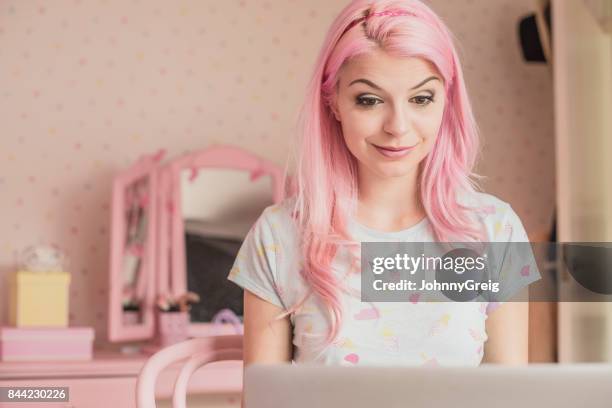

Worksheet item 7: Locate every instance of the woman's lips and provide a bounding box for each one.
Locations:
[373,144,416,158]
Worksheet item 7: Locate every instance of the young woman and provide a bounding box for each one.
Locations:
[228,0,540,369]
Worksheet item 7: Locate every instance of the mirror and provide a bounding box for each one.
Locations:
[108,151,162,342]
[165,145,284,337]
[182,168,274,323]
[121,176,149,321]
[108,145,283,342]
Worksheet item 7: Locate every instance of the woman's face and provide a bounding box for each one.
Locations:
[330,49,446,180]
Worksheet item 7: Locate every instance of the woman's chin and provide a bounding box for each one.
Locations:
[371,162,419,179]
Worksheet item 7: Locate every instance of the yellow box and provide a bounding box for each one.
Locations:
[8,271,71,327]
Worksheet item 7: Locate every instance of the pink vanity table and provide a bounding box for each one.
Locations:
[0,146,282,406]
[0,350,242,407]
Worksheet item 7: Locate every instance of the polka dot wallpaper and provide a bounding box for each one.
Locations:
[0,0,554,353]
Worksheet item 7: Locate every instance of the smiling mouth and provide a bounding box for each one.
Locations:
[372,143,417,159]
[372,144,416,151]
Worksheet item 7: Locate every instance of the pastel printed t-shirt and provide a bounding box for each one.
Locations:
[227,192,541,367]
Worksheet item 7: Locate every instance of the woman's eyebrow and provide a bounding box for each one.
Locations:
[348,76,440,90]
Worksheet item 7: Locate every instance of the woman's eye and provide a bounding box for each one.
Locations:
[355,95,435,108]
[355,96,381,107]
[412,95,434,106]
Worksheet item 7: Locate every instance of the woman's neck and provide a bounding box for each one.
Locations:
[356,167,426,232]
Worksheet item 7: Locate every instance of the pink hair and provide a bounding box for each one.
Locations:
[279,0,488,352]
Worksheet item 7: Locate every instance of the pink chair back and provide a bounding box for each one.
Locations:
[136,334,243,408]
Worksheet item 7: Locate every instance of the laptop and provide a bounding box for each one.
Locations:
[244,363,612,408]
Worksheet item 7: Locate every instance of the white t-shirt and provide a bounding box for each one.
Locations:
[227,192,540,366]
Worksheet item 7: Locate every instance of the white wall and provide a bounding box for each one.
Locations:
[553,0,612,362]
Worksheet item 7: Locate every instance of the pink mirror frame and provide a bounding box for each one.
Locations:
[158,145,286,337]
[108,150,165,342]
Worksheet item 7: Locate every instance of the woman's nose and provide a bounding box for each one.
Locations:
[382,102,412,138]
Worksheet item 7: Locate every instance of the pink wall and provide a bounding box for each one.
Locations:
[0,0,555,347]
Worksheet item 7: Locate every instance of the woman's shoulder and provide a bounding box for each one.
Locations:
[459,190,511,213]
[259,195,297,221]
[462,191,530,241]
[254,195,300,238]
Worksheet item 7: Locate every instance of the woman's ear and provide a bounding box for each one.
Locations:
[329,97,341,122]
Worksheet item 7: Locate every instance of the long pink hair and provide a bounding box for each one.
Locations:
[280,0,488,349]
